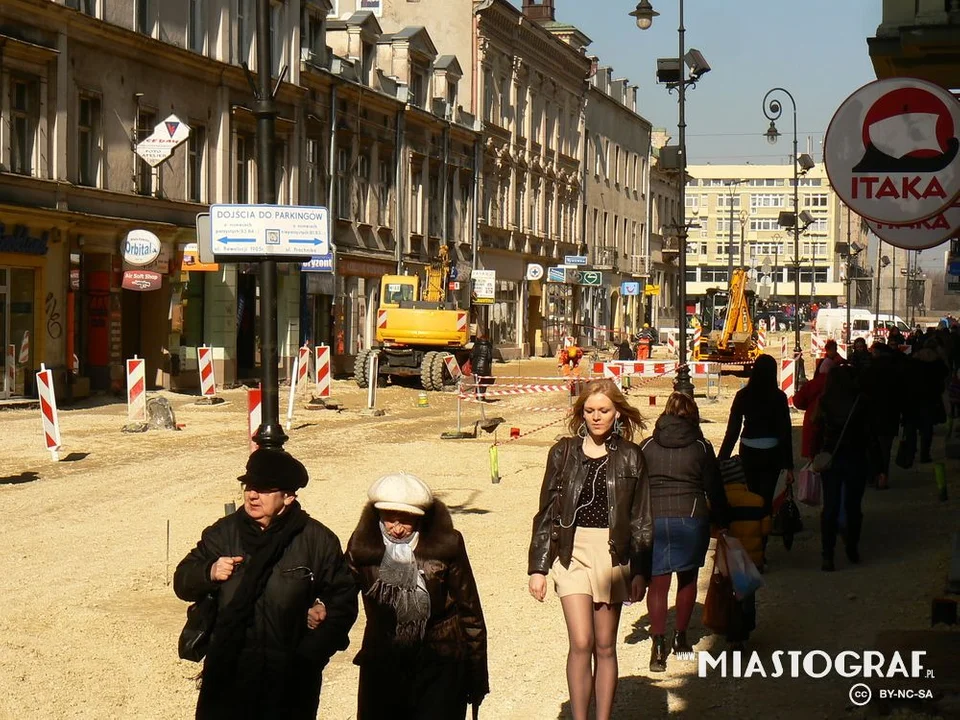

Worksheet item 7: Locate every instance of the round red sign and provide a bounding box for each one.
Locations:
[824,78,960,224]
[866,198,960,250]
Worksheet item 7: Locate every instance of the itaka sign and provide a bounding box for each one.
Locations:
[824,78,960,225]
[866,198,960,250]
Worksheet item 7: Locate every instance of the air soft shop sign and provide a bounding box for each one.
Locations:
[121,269,163,292]
[824,78,960,246]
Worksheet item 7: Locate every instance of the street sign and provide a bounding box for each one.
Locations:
[621,281,641,296]
[210,205,329,258]
[471,269,496,304]
[866,198,960,250]
[301,253,334,272]
[643,283,661,296]
[136,114,191,167]
[571,270,602,286]
[547,266,566,283]
[824,78,960,224]
[564,255,587,265]
[196,213,215,263]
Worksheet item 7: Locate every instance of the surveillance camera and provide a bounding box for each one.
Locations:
[684,49,710,79]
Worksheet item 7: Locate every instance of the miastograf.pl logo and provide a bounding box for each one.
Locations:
[697,650,934,680]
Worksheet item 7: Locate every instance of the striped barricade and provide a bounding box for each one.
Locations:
[780,355,797,407]
[315,345,331,398]
[248,386,261,453]
[36,363,62,461]
[126,356,147,422]
[197,346,217,397]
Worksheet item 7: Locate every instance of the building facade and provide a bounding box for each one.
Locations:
[684,164,869,307]
[647,129,682,330]
[0,0,477,399]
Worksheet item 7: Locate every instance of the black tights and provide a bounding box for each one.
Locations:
[646,569,699,636]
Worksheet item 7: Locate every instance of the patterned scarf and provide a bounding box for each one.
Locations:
[371,522,430,646]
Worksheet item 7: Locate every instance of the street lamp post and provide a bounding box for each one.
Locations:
[739,208,748,268]
[763,87,812,384]
[633,0,710,396]
[772,232,781,298]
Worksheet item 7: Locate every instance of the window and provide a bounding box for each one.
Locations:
[750,217,781,232]
[545,103,555,149]
[306,138,324,205]
[274,140,287,203]
[10,77,38,176]
[270,2,284,74]
[378,159,391,225]
[301,12,325,63]
[531,95,540,144]
[234,133,251,202]
[410,170,423,233]
[792,177,822,187]
[716,218,743,234]
[491,280,518,344]
[236,0,252,64]
[500,77,510,128]
[557,113,566,155]
[336,148,350,219]
[410,70,425,108]
[804,193,828,208]
[446,81,457,108]
[687,178,699,187]
[684,195,699,209]
[516,88,527,136]
[483,68,494,122]
[750,193,786,209]
[593,136,603,178]
[530,186,539,235]
[137,0,155,35]
[188,0,205,53]
[614,146,620,185]
[78,94,102,187]
[717,194,741,209]
[592,208,599,243]
[545,192,553,237]
[66,0,96,15]
[515,178,525,229]
[569,113,578,156]
[357,153,370,223]
[428,174,441,236]
[748,178,783,187]
[137,109,157,195]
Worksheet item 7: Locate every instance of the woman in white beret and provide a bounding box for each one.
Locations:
[346,472,488,719]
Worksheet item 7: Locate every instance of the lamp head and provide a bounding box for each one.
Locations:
[880,255,890,268]
[798,210,816,227]
[684,49,710,79]
[630,0,659,30]
[777,211,796,228]
[765,120,780,145]
[797,153,815,173]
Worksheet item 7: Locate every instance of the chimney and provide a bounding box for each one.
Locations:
[522,0,556,22]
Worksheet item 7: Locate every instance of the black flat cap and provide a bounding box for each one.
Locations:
[238,448,309,492]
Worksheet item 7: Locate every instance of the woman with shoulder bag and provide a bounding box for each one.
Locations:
[528,379,652,720]
[815,364,870,571]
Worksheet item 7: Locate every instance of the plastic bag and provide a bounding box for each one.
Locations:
[720,534,765,600]
[796,464,822,506]
[771,469,791,515]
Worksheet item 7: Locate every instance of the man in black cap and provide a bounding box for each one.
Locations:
[174,448,358,719]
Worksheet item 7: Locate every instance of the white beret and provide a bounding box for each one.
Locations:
[368,471,434,516]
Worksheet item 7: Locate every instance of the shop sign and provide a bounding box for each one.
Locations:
[123,229,162,266]
[0,222,49,255]
[301,253,334,272]
[180,242,220,272]
[570,270,603,287]
[471,269,496,305]
[136,114,191,167]
[824,78,960,224]
[121,269,162,292]
[866,198,960,250]
[525,263,544,281]
[621,281,641,296]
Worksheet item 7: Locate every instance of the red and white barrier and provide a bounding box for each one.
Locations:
[248,386,261,453]
[780,334,788,360]
[688,327,702,362]
[126,356,146,422]
[36,363,61,461]
[297,345,311,389]
[780,356,796,407]
[314,345,331,397]
[197,346,217,397]
[810,334,825,358]
[442,353,462,381]
[667,333,677,358]
[593,360,721,379]
[757,327,767,353]
[5,344,14,395]
[18,330,30,365]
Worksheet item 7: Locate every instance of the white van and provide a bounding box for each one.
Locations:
[814,308,910,338]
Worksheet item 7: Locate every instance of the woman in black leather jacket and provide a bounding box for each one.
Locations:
[527,379,652,720]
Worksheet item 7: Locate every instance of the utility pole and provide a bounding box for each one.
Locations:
[251,0,287,450]
[845,206,851,346]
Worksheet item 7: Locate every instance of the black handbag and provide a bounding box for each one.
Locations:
[772,492,803,550]
[178,593,218,662]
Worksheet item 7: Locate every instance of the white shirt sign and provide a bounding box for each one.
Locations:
[824,78,960,224]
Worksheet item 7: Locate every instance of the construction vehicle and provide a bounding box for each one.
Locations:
[693,268,760,369]
[353,246,471,391]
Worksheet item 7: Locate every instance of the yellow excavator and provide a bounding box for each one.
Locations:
[692,268,760,369]
[354,246,471,391]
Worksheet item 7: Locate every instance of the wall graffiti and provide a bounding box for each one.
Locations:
[45,292,63,339]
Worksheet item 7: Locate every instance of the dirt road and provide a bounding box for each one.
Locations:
[1,355,956,719]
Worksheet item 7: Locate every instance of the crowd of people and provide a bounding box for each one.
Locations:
[171,322,958,720]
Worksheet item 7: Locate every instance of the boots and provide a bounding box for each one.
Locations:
[649,635,668,673]
[672,630,693,654]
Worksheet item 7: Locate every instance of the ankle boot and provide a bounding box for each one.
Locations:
[649,635,668,673]
[672,630,693,654]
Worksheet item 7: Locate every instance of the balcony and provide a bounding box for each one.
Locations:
[868,0,960,87]
[591,245,618,270]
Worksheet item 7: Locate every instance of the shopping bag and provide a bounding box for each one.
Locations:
[721,535,765,600]
[702,540,736,634]
[771,469,790,515]
[772,497,802,550]
[796,464,822,506]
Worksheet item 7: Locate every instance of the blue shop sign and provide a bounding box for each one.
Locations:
[621,281,641,296]
[301,253,334,272]
[0,223,49,255]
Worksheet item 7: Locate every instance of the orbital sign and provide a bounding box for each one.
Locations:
[866,198,960,250]
[824,78,960,225]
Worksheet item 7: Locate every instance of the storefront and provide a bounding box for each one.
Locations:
[478,250,524,359]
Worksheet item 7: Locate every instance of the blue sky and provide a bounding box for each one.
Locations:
[511,0,882,166]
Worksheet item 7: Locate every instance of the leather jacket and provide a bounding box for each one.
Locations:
[528,435,653,578]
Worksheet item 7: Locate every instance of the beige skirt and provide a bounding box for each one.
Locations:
[551,527,631,604]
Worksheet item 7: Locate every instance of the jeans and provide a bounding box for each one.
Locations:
[820,449,868,558]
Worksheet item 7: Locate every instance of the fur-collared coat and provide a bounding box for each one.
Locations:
[346,500,489,707]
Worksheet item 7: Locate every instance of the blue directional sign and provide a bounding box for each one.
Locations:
[565,255,587,265]
[547,266,567,283]
[210,204,329,258]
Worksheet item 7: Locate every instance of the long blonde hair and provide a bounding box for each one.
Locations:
[568,379,646,442]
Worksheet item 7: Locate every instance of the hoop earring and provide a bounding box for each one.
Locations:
[577,423,588,438]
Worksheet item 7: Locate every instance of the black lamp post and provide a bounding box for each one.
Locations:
[762,87,813,384]
[633,0,710,396]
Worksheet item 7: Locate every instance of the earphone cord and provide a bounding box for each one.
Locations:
[558,457,608,529]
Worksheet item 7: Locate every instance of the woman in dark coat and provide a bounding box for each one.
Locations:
[470,328,495,399]
[174,449,359,720]
[528,379,652,720]
[640,392,727,672]
[347,472,488,720]
[718,354,794,566]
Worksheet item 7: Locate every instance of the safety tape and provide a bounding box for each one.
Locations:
[469,375,584,382]
[493,411,573,447]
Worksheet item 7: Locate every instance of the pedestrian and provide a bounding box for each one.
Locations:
[528,379,652,720]
[816,364,871,570]
[174,448,359,720]
[616,332,634,361]
[346,471,488,719]
[718,354,794,569]
[720,466,771,650]
[864,342,903,489]
[793,357,834,463]
[902,340,950,464]
[640,392,727,672]
[470,328,494,400]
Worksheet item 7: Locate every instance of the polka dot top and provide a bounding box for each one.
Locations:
[574,454,610,528]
